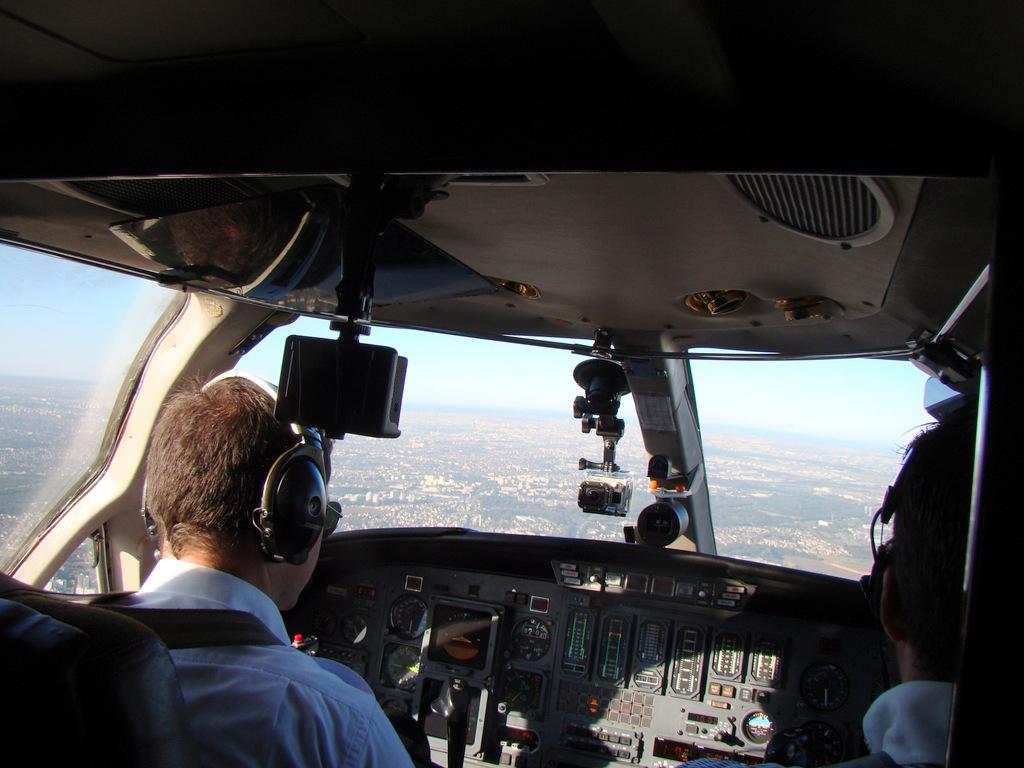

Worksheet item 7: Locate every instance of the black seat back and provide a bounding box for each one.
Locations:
[0,573,201,768]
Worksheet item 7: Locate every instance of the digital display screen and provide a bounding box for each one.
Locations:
[688,712,719,726]
[653,738,695,761]
[427,603,494,671]
[653,740,758,765]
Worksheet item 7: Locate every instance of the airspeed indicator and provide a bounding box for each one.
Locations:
[799,662,850,711]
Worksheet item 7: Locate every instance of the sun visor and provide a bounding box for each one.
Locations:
[110,185,496,314]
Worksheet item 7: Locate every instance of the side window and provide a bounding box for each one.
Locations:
[0,243,181,572]
[47,533,104,594]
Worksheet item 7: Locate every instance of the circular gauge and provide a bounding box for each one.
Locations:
[389,595,428,640]
[511,618,552,661]
[743,711,776,744]
[340,614,368,645]
[765,721,845,767]
[799,662,850,712]
[383,644,421,691]
[501,668,544,713]
[311,608,336,636]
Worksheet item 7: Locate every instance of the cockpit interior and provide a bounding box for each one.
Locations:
[1,3,1019,766]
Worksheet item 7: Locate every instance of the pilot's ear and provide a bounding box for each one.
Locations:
[879,567,907,643]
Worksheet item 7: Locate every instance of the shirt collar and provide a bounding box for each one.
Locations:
[862,680,954,766]
[139,558,289,643]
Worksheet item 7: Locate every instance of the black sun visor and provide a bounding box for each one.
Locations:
[110,185,495,317]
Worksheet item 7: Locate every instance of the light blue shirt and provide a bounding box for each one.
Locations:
[124,559,414,768]
[861,680,953,766]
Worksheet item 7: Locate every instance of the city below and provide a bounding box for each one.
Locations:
[1,376,908,588]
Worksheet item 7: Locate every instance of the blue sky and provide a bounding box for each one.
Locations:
[2,242,933,449]
[241,316,933,450]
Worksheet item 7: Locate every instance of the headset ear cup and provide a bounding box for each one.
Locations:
[864,540,893,619]
[274,458,327,564]
[253,445,328,565]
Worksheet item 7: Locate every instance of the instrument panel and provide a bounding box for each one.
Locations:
[286,530,882,767]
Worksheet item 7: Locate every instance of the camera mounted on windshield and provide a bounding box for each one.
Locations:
[572,339,634,516]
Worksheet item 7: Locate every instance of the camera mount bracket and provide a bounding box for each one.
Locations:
[573,357,630,472]
[572,336,636,516]
[332,174,448,342]
[572,331,630,466]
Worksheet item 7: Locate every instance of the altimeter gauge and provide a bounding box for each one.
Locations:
[511,617,552,661]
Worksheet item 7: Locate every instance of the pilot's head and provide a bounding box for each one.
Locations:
[879,406,976,682]
[145,371,335,603]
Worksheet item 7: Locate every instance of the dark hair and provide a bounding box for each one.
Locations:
[888,407,977,681]
[145,377,296,559]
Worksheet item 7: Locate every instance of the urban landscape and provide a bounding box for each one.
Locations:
[1,376,906,589]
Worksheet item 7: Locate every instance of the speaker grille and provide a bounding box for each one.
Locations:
[68,178,257,217]
[728,174,881,239]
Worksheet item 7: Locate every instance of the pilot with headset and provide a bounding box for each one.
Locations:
[688,405,976,768]
[123,371,415,768]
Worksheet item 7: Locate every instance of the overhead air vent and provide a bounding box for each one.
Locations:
[684,290,749,316]
[65,178,260,217]
[727,174,895,246]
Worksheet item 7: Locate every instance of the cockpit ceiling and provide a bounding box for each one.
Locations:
[0,172,993,359]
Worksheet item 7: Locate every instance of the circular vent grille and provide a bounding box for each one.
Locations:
[728,174,891,242]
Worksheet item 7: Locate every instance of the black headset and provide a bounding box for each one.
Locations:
[860,478,903,691]
[861,483,899,621]
[207,371,333,566]
[251,423,331,565]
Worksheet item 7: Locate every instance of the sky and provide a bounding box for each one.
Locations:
[239,316,934,450]
[1,242,934,449]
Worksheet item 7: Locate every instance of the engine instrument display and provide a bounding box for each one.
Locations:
[670,625,706,697]
[596,613,631,684]
[427,603,496,671]
[751,638,783,685]
[711,631,744,680]
[633,619,669,691]
[561,608,593,676]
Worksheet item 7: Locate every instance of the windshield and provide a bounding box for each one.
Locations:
[241,318,930,579]
[0,243,182,569]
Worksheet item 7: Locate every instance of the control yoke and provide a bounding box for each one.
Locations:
[430,677,469,768]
